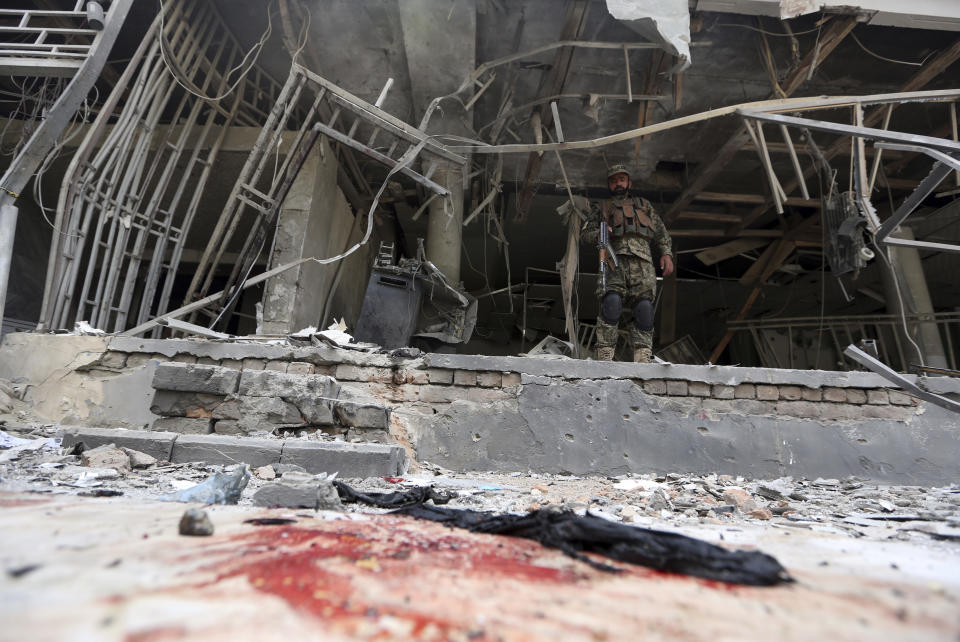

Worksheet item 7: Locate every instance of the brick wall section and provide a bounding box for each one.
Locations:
[117,350,922,429]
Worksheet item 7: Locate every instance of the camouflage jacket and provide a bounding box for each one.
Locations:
[581,195,672,263]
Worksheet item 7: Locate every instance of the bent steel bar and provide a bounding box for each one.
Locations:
[844,345,960,414]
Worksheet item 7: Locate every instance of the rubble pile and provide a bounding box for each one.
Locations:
[1,425,957,546]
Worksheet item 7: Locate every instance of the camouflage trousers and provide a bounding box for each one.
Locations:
[595,254,656,350]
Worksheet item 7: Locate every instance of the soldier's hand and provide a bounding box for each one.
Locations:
[660,255,675,276]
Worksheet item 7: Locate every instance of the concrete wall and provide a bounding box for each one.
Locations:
[2,333,959,483]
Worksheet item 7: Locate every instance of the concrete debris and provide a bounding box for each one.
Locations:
[252,471,343,510]
[164,466,250,505]
[178,508,214,536]
[71,321,106,335]
[254,465,276,480]
[80,444,131,473]
[121,447,157,469]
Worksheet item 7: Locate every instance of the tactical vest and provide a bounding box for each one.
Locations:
[602,197,654,238]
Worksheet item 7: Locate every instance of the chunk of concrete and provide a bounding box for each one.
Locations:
[237,369,339,400]
[332,400,390,429]
[170,434,283,468]
[121,447,157,469]
[152,363,240,395]
[251,474,342,510]
[59,427,177,462]
[280,441,406,477]
[150,391,225,418]
[81,444,131,473]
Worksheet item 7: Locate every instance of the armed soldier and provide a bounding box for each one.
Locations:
[581,165,673,362]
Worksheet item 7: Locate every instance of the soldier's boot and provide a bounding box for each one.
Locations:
[596,346,615,361]
[633,347,652,363]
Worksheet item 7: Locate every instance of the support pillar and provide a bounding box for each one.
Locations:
[0,205,17,335]
[425,164,464,285]
[881,227,948,369]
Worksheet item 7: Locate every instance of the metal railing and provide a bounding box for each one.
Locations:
[0,4,99,77]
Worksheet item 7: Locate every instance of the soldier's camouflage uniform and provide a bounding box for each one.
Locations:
[581,195,672,351]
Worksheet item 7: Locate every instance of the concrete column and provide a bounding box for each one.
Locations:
[881,227,948,369]
[260,137,354,334]
[426,164,464,285]
[0,204,18,335]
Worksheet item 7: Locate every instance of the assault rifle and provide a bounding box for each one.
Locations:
[597,218,618,290]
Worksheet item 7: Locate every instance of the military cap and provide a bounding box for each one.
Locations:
[606,163,631,180]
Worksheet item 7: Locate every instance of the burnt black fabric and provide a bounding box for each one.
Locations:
[396,504,793,586]
[334,481,454,508]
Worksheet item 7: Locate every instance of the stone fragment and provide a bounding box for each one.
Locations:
[333,401,390,430]
[212,396,303,426]
[477,372,503,388]
[121,447,157,469]
[845,389,867,404]
[801,387,822,402]
[755,385,779,401]
[643,379,667,395]
[688,381,711,397]
[178,508,214,536]
[722,487,758,513]
[866,389,889,405]
[823,387,846,403]
[212,420,244,435]
[252,477,342,511]
[254,465,276,480]
[453,370,478,386]
[237,369,339,401]
[749,508,773,520]
[712,385,735,399]
[0,390,13,413]
[152,363,240,395]
[426,368,454,385]
[81,444,130,472]
[153,417,212,434]
[273,463,306,475]
[733,384,755,399]
[60,427,177,462]
[646,489,673,511]
[665,380,688,396]
[779,385,803,401]
[150,391,225,418]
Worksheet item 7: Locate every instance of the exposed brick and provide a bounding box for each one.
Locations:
[845,389,867,405]
[728,399,777,416]
[264,360,289,373]
[779,385,803,401]
[394,369,428,385]
[100,351,128,369]
[801,387,822,402]
[477,372,503,388]
[453,370,478,386]
[734,384,755,399]
[171,354,198,364]
[501,372,521,387]
[286,361,315,375]
[866,389,889,405]
[823,387,847,403]
[712,384,735,399]
[643,379,667,395]
[888,390,914,406]
[212,420,244,435]
[220,359,243,370]
[312,365,335,376]
[241,358,265,370]
[335,364,392,382]
[775,400,820,419]
[818,403,861,422]
[756,385,779,401]
[665,380,688,396]
[426,368,454,385]
[688,381,711,397]
[150,391,225,418]
[862,404,914,420]
[196,357,218,366]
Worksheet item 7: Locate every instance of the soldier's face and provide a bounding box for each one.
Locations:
[608,173,630,196]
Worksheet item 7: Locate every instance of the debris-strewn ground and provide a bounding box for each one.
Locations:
[2,424,960,641]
